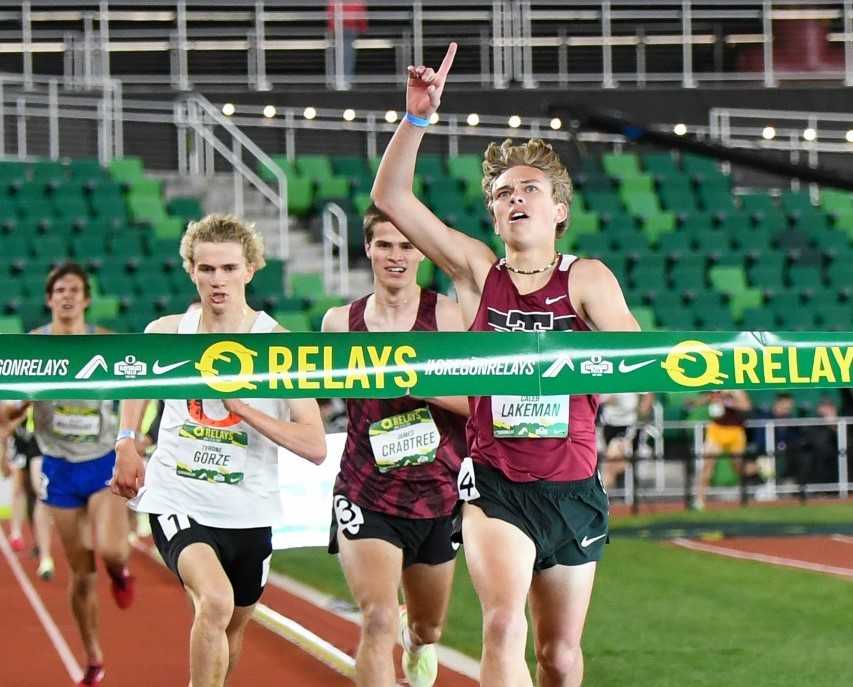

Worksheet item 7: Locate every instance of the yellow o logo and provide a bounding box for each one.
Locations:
[661,340,728,388]
[195,341,258,393]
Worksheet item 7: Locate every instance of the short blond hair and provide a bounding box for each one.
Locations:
[481,138,574,237]
[180,213,266,273]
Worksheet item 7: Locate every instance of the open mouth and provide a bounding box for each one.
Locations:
[386,266,406,274]
[509,211,529,223]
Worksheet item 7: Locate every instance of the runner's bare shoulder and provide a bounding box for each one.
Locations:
[320,303,351,333]
[144,314,182,334]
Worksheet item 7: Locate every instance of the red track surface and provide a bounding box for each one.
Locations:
[0,525,476,686]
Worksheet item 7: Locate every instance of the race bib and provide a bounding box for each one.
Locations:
[51,405,101,441]
[491,395,570,438]
[368,407,440,473]
[175,422,248,485]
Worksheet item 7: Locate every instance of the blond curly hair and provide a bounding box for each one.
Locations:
[481,138,574,237]
[180,213,266,273]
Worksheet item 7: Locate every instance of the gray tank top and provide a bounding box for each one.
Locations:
[32,324,118,462]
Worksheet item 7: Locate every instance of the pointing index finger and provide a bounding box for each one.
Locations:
[436,42,457,79]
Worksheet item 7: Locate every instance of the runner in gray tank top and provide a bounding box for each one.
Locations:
[1,262,134,687]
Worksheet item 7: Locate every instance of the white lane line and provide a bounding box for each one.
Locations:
[672,538,853,578]
[830,534,853,545]
[0,528,83,682]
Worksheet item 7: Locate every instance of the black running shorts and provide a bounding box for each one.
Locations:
[150,513,272,607]
[328,494,459,568]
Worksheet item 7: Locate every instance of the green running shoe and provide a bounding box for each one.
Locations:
[400,608,438,687]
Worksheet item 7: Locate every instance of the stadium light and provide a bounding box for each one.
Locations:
[343,109,356,122]
[222,103,235,116]
[846,130,853,143]
[263,105,276,118]
[550,118,562,130]
[429,113,440,124]
[467,113,480,126]
[303,106,316,120]
[508,115,521,128]
[673,123,687,136]
[762,126,776,140]
[802,128,816,141]
[385,110,398,123]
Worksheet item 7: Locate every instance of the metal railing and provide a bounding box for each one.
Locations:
[3,1,852,91]
[0,74,122,164]
[322,203,350,297]
[175,94,289,261]
[609,414,852,509]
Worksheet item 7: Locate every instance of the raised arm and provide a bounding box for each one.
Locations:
[372,42,494,293]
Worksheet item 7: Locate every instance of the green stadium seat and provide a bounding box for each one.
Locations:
[631,306,656,330]
[752,208,788,232]
[576,233,610,256]
[695,305,736,330]
[415,154,446,181]
[314,176,350,204]
[708,265,748,294]
[620,175,654,194]
[289,272,324,300]
[568,211,600,236]
[584,191,623,214]
[787,265,823,296]
[331,155,370,179]
[739,193,776,215]
[296,155,334,182]
[642,152,680,177]
[0,316,24,334]
[447,155,482,183]
[659,188,698,214]
[728,289,763,321]
[417,259,435,289]
[108,157,145,185]
[286,176,314,217]
[641,213,676,244]
[780,190,816,216]
[656,229,691,259]
[249,259,285,295]
[815,303,852,330]
[669,262,706,294]
[258,155,292,184]
[748,263,785,292]
[656,307,696,330]
[602,153,641,179]
[166,197,203,222]
[741,308,779,331]
[275,311,312,332]
[622,192,661,217]
[153,216,184,240]
[820,188,853,214]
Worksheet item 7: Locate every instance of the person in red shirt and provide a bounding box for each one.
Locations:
[372,42,641,687]
[327,1,368,88]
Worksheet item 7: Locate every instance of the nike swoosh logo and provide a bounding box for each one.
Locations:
[580,533,607,548]
[152,360,191,375]
[545,295,567,305]
[618,359,656,374]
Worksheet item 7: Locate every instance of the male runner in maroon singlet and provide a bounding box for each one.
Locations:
[322,204,468,687]
[372,43,641,687]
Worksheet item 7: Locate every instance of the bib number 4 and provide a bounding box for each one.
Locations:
[457,457,481,502]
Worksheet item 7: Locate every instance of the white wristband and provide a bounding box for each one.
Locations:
[115,429,137,445]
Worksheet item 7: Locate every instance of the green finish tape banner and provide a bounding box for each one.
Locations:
[0,331,851,400]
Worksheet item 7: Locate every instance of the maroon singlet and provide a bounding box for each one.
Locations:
[467,255,599,482]
[334,290,467,518]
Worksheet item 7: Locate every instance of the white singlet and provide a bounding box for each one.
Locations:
[131,309,289,528]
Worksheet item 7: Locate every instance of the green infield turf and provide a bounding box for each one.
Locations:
[271,501,852,685]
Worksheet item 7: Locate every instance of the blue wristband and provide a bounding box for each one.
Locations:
[405,112,430,128]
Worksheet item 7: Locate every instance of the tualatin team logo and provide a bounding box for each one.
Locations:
[661,340,728,388]
[196,341,258,393]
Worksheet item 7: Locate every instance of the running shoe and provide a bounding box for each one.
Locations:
[400,608,438,687]
[9,535,25,553]
[109,567,135,609]
[77,664,104,686]
[37,556,55,581]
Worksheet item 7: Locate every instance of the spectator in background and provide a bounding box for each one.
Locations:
[798,396,840,486]
[599,393,654,490]
[691,390,752,508]
[754,392,800,484]
[328,1,368,89]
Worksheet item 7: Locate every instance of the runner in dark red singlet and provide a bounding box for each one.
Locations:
[322,204,468,687]
[372,43,642,687]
